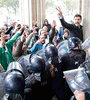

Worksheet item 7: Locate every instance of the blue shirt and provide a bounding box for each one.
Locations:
[30,43,43,53]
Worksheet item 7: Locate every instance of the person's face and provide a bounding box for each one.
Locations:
[25,31,30,37]
[40,36,45,44]
[41,31,47,37]
[43,26,48,32]
[22,43,27,51]
[74,17,82,26]
[1,32,8,42]
[64,32,68,38]
[44,20,48,24]
[52,21,56,27]
[17,25,21,30]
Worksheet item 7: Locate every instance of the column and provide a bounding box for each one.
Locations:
[79,0,82,14]
[41,0,46,27]
[37,0,46,27]
[19,0,46,28]
[32,0,37,21]
[82,0,90,39]
[37,0,41,27]
[19,0,32,28]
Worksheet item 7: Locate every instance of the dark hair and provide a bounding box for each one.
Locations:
[4,24,8,26]
[44,19,49,24]
[74,14,82,19]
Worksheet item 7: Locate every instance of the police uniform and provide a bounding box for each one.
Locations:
[45,43,66,100]
[60,37,86,100]
[61,49,86,71]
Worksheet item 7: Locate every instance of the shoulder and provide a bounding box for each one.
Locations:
[61,53,70,61]
[79,49,86,55]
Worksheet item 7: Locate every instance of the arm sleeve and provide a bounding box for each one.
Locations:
[5,32,21,52]
[30,43,38,53]
[60,18,77,30]
[5,26,13,34]
[25,32,33,46]
[13,40,23,57]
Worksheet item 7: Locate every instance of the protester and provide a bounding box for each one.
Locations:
[56,7,83,41]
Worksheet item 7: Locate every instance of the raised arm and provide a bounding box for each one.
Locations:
[56,7,77,30]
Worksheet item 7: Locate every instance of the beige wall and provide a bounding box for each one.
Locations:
[82,0,90,39]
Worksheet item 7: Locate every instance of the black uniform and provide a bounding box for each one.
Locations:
[61,49,86,100]
[18,54,54,100]
[61,49,86,71]
[44,43,66,100]
[52,62,66,100]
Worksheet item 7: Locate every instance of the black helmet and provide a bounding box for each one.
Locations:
[45,43,58,59]
[4,62,25,94]
[29,54,45,73]
[57,40,69,59]
[68,37,81,50]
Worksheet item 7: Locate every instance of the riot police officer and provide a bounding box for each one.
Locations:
[61,37,86,71]
[61,37,86,100]
[4,62,25,100]
[45,43,66,100]
[17,54,53,100]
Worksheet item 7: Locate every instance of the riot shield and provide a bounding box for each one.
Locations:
[82,36,90,49]
[80,59,90,71]
[3,94,23,100]
[0,72,6,100]
[56,40,69,59]
[80,59,90,80]
[63,68,90,93]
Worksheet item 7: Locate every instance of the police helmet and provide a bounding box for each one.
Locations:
[29,54,45,73]
[68,37,81,50]
[45,43,58,59]
[4,62,25,94]
[57,40,69,59]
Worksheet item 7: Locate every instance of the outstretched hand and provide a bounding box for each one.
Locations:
[12,22,16,27]
[56,7,63,17]
[74,90,85,100]
[21,32,26,42]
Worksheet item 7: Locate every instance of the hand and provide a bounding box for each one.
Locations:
[74,90,85,100]
[1,34,8,45]
[12,22,16,27]
[20,25,25,32]
[50,64,56,78]
[56,7,63,17]
[32,20,37,25]
[51,21,56,28]
[21,32,26,42]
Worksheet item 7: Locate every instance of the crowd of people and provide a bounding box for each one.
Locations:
[0,7,90,100]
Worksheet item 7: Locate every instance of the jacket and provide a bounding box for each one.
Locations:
[61,49,86,71]
[60,18,83,41]
[0,32,21,70]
